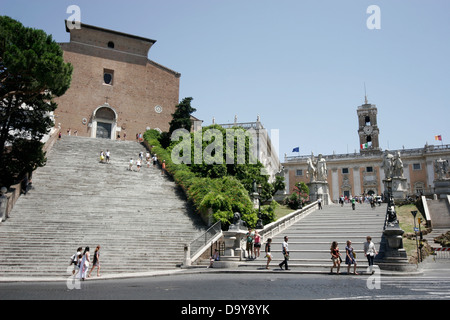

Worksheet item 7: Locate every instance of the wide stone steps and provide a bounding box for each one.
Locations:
[0,136,208,278]
[230,204,387,272]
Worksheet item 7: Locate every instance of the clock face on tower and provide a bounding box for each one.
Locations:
[363,126,373,135]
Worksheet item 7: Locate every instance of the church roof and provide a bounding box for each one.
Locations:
[65,20,156,44]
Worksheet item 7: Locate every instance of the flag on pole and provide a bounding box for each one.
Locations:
[292,147,300,153]
[435,135,442,141]
[360,143,369,149]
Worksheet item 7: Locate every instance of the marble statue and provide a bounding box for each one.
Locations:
[392,151,404,178]
[434,158,449,180]
[316,154,328,181]
[381,150,394,179]
[306,157,316,182]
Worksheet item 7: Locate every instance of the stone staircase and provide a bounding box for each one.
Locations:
[0,136,207,278]
[239,203,387,273]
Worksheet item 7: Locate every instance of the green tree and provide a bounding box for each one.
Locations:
[0,16,73,186]
[169,97,196,134]
[160,97,197,148]
[284,182,310,209]
[185,124,273,199]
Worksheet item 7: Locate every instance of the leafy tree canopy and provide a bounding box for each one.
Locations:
[0,16,73,186]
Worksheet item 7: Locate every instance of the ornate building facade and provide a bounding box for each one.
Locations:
[54,22,181,140]
[283,100,450,201]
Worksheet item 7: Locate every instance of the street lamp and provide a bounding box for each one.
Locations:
[411,210,421,263]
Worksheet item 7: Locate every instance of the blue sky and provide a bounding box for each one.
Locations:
[2,0,450,159]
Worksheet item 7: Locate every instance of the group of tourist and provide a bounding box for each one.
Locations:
[245,228,262,260]
[99,150,111,164]
[69,245,101,280]
[127,151,159,173]
[97,148,163,174]
[240,234,378,274]
[339,195,382,207]
[329,236,378,274]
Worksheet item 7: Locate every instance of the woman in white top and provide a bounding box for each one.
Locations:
[364,236,378,269]
[79,247,90,281]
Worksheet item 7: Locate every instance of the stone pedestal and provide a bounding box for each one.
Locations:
[383,177,407,200]
[392,177,408,200]
[376,223,417,272]
[307,181,332,205]
[434,179,450,199]
[213,230,247,268]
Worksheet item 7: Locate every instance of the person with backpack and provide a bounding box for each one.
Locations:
[245,228,254,259]
[70,247,82,275]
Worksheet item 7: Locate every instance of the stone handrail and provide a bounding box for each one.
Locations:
[184,221,222,266]
[246,201,319,246]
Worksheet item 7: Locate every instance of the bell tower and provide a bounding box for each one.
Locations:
[357,95,381,154]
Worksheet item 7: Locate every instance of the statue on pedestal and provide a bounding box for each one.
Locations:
[381,150,394,179]
[392,151,404,178]
[306,153,331,205]
[381,150,407,200]
[316,154,328,181]
[229,212,246,231]
[306,153,328,182]
[306,156,316,183]
[434,158,449,180]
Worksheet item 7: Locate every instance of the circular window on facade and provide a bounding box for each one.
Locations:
[155,105,163,113]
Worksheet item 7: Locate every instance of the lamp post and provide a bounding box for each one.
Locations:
[255,183,264,229]
[411,210,421,264]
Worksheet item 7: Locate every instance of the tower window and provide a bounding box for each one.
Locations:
[103,69,114,85]
[107,41,115,49]
[365,116,371,125]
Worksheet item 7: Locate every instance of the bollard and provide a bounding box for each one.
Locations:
[183,243,191,267]
[0,187,7,223]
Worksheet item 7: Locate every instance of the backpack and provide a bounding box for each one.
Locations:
[70,253,77,265]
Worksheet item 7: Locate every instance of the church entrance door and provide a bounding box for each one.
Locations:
[96,122,112,139]
[91,103,118,140]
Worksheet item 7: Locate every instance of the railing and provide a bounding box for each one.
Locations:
[185,221,222,265]
[217,122,264,130]
[184,202,319,265]
[254,201,319,245]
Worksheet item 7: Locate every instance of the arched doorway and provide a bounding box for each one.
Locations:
[91,103,118,140]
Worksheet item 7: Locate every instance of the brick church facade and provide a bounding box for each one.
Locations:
[54,22,180,140]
